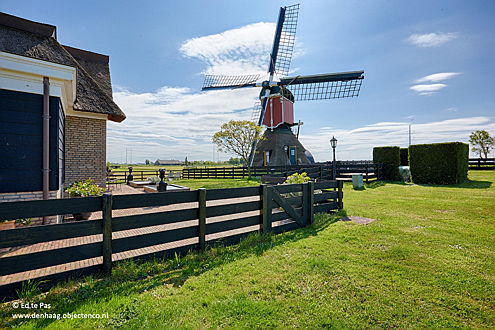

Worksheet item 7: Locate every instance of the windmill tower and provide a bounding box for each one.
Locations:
[202,4,364,166]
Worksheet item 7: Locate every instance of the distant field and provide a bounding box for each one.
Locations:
[109,164,241,172]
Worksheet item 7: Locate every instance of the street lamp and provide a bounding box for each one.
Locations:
[330,136,338,179]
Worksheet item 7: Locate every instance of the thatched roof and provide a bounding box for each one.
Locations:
[0,12,125,122]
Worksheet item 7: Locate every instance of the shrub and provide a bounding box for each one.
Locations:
[373,146,401,180]
[284,172,311,184]
[398,166,411,182]
[409,142,468,184]
[66,179,105,197]
[400,148,409,166]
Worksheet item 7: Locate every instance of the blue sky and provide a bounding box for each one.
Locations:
[2,0,495,162]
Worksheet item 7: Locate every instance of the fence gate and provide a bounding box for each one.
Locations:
[262,180,342,233]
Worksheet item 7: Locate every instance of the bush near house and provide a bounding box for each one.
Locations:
[409,142,469,184]
[400,148,409,166]
[373,146,400,180]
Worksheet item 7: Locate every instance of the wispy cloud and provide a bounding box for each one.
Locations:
[299,117,495,161]
[406,32,458,47]
[410,83,447,95]
[110,85,259,163]
[410,72,461,95]
[415,72,461,83]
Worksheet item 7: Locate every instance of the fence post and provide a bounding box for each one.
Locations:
[308,181,314,225]
[365,164,369,183]
[198,188,207,250]
[261,184,272,232]
[337,181,343,210]
[102,193,113,274]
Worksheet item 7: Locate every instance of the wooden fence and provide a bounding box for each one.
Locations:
[182,162,381,183]
[468,158,495,170]
[0,181,341,299]
[106,170,185,184]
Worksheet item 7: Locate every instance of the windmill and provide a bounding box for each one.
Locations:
[202,4,364,166]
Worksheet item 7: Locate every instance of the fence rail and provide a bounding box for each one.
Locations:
[182,162,381,183]
[468,158,495,170]
[0,181,342,299]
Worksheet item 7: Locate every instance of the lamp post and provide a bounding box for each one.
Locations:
[330,136,338,180]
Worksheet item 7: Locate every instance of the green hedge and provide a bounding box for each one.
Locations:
[409,142,468,184]
[400,148,409,166]
[373,146,400,180]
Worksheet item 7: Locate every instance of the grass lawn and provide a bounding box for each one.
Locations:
[1,171,494,328]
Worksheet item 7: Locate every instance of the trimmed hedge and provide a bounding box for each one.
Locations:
[400,148,409,166]
[373,146,400,180]
[409,142,468,184]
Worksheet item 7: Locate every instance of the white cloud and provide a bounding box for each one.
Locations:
[299,117,495,161]
[406,32,458,47]
[415,72,461,83]
[109,85,259,163]
[410,83,447,95]
[411,72,460,95]
[180,22,275,76]
[179,21,304,77]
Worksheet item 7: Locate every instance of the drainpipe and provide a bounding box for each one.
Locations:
[42,77,50,224]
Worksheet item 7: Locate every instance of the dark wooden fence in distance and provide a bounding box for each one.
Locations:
[182,161,381,183]
[469,158,495,170]
[0,181,341,299]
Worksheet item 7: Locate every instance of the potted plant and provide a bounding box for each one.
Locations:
[66,179,105,220]
[0,219,15,230]
[147,176,160,185]
[0,218,31,230]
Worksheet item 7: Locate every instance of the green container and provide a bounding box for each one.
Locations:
[352,174,364,190]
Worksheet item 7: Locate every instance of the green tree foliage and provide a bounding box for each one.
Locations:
[145,159,151,165]
[469,130,495,159]
[212,120,263,172]
[227,157,242,165]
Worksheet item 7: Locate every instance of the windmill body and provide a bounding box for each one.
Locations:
[202,4,364,167]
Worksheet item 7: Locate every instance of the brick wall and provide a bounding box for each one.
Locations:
[65,116,106,188]
[0,190,60,225]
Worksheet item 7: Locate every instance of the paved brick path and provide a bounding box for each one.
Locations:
[0,185,271,286]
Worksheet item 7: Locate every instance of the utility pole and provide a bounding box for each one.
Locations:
[408,123,411,147]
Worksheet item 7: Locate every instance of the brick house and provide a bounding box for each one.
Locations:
[0,13,126,224]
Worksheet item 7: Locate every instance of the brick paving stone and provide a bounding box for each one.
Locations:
[0,184,278,287]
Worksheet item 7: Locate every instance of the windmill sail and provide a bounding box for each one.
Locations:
[202,74,260,90]
[280,71,364,101]
[268,4,300,77]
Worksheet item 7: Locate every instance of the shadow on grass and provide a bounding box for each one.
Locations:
[416,179,492,189]
[0,211,343,328]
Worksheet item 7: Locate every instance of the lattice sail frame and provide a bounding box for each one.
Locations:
[286,78,363,101]
[202,74,260,90]
[273,4,299,77]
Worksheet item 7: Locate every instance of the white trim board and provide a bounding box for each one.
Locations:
[0,51,76,111]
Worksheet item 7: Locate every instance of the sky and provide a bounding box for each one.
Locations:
[2,0,495,163]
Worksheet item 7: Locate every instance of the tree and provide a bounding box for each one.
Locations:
[145,159,151,165]
[185,157,188,166]
[469,130,495,159]
[212,120,263,175]
[228,157,241,165]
